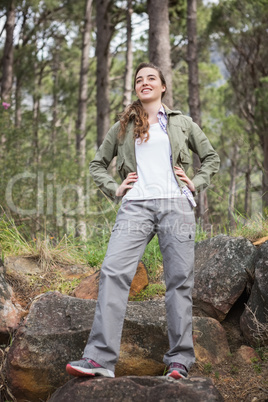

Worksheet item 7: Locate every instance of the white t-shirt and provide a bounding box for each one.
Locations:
[124,123,182,200]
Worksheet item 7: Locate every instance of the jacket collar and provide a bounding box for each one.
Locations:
[127,103,182,118]
[162,104,182,116]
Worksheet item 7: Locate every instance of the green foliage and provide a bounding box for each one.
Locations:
[214,371,220,380]
[142,236,163,280]
[255,346,268,362]
[195,220,209,242]
[0,0,267,244]
[250,356,262,374]
[0,212,34,256]
[229,212,268,242]
[42,272,81,294]
[203,362,213,374]
[230,364,239,374]
[0,211,88,268]
[129,283,166,301]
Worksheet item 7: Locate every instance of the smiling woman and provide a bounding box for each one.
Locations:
[66,62,220,380]
[135,69,166,105]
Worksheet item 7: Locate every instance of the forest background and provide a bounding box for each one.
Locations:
[0,0,268,265]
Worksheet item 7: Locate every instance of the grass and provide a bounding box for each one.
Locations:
[0,213,89,269]
[129,283,166,301]
[203,362,213,375]
[1,208,268,300]
[228,211,268,242]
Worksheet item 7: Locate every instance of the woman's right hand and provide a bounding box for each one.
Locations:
[116,172,138,197]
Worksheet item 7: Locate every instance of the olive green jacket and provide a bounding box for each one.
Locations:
[89,107,220,202]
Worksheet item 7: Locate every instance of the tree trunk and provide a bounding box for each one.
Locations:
[244,153,252,217]
[123,0,133,110]
[228,144,239,229]
[33,60,41,166]
[51,49,60,159]
[76,0,93,240]
[33,58,43,235]
[96,0,113,148]
[147,0,173,108]
[187,0,209,228]
[1,0,15,101]
[187,0,201,127]
[15,75,22,128]
[76,0,92,168]
[262,134,268,211]
[1,0,15,154]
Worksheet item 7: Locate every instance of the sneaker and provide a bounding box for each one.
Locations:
[66,358,115,378]
[166,362,188,379]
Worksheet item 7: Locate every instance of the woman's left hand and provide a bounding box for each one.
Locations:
[174,166,195,192]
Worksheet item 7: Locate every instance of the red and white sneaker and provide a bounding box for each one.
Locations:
[66,357,114,378]
[166,362,188,379]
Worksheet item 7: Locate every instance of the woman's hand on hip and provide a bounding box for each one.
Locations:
[174,166,195,192]
[116,172,138,197]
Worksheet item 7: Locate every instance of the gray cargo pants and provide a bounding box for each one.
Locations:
[83,197,196,372]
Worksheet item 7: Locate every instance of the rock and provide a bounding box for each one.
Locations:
[193,317,230,364]
[58,264,90,280]
[235,345,261,364]
[253,237,268,246]
[73,270,100,299]
[4,256,41,275]
[129,262,149,297]
[240,242,268,346]
[73,262,148,300]
[0,268,24,343]
[193,235,256,321]
[5,292,228,401]
[5,292,96,402]
[48,376,224,402]
[117,299,168,377]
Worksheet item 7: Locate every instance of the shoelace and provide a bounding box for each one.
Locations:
[170,362,188,372]
[83,358,102,368]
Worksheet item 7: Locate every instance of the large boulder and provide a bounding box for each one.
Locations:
[48,376,224,402]
[73,262,148,299]
[5,292,229,401]
[240,241,268,346]
[193,317,230,364]
[0,261,24,343]
[5,292,95,402]
[193,235,256,321]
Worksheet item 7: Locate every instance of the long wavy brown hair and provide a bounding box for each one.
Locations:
[118,62,167,142]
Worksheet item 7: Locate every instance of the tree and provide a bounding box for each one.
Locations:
[1,0,15,153]
[123,0,133,109]
[76,0,93,239]
[209,0,268,211]
[1,0,15,102]
[147,0,173,108]
[76,0,93,169]
[186,0,209,226]
[96,0,114,148]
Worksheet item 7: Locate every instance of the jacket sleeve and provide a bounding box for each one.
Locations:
[89,122,121,201]
[187,118,220,193]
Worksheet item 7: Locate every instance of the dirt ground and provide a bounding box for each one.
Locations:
[191,296,268,402]
[190,352,268,402]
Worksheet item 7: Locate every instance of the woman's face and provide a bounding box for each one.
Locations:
[135,67,166,104]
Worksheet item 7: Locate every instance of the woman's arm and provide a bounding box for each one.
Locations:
[187,118,220,193]
[89,122,121,201]
[174,166,195,192]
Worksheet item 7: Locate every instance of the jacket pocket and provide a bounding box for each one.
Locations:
[116,155,125,171]
[179,147,191,164]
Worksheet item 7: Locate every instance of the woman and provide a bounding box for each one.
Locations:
[66,62,220,379]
